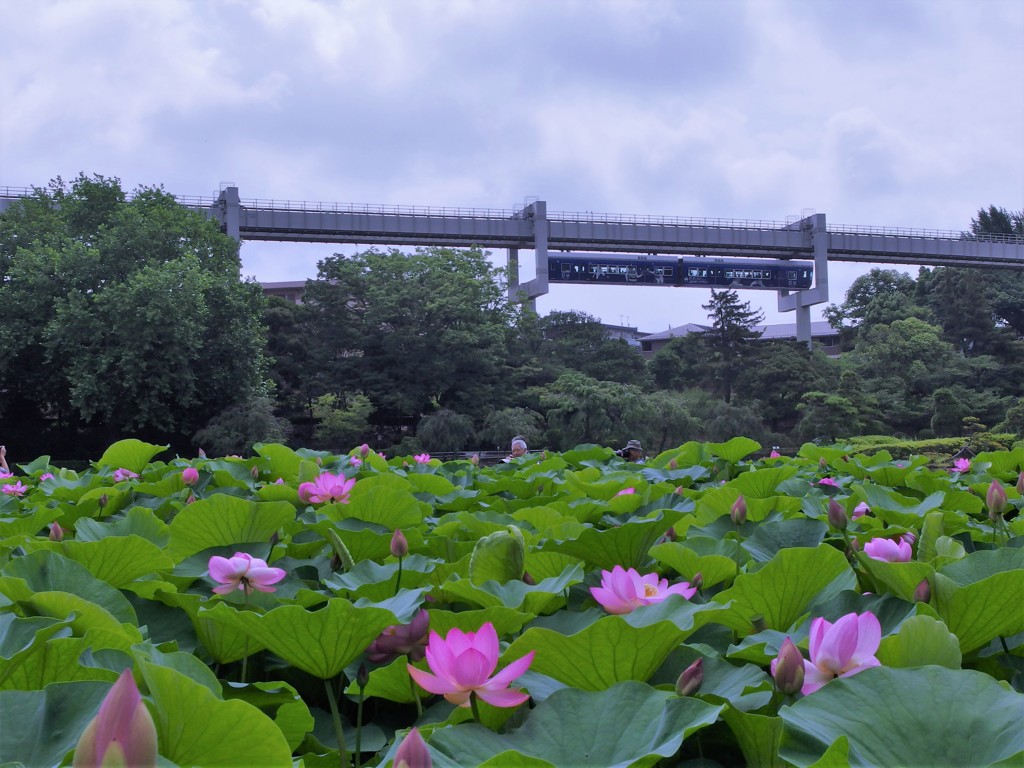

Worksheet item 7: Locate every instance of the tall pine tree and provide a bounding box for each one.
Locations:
[701,289,764,403]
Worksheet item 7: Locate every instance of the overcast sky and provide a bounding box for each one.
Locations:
[3,0,1022,331]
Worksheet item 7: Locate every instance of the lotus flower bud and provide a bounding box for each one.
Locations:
[674,485,685,495]
[198,448,207,459]
[771,637,805,696]
[186,494,196,505]
[357,662,369,689]
[182,467,199,486]
[470,453,479,466]
[73,669,157,768]
[914,578,931,603]
[49,522,64,541]
[675,657,703,697]
[250,465,260,479]
[986,480,1008,519]
[730,495,747,525]
[669,458,678,469]
[770,449,781,458]
[1017,471,1024,496]
[690,571,704,590]
[360,443,371,458]
[819,457,828,469]
[827,498,848,531]
[390,528,409,558]
[98,494,108,509]
[852,501,870,519]
[664,526,677,542]
[394,727,431,768]
[522,571,536,585]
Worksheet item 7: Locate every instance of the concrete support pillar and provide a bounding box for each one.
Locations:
[217,186,241,241]
[778,212,829,349]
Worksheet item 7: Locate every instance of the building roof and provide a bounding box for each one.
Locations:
[638,320,837,342]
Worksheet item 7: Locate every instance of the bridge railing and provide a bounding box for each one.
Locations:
[830,222,1024,244]
[239,197,520,220]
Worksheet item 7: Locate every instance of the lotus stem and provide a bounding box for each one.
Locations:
[394,556,403,596]
[324,677,350,768]
[470,691,483,724]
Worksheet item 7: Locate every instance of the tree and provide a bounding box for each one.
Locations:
[303,247,516,436]
[311,393,374,450]
[194,396,292,457]
[477,407,545,451]
[701,290,764,403]
[540,310,650,386]
[649,334,715,392]
[0,174,268,454]
[795,392,865,443]
[732,341,837,433]
[416,409,477,452]
[539,372,653,450]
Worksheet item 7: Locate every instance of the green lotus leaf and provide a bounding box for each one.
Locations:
[742,519,829,563]
[470,526,526,586]
[876,613,961,669]
[95,439,169,473]
[931,569,1024,653]
[541,514,674,570]
[0,550,136,624]
[650,541,737,587]
[0,507,55,540]
[253,442,304,480]
[0,681,111,767]
[0,615,112,691]
[140,659,292,766]
[331,484,426,530]
[722,706,786,768]
[405,472,457,498]
[166,495,295,562]
[714,545,855,631]
[23,535,174,588]
[730,466,801,498]
[74,506,170,547]
[779,666,1024,767]
[436,564,583,612]
[428,681,723,768]
[325,556,438,601]
[707,437,761,462]
[157,595,264,664]
[937,548,1024,586]
[854,554,934,602]
[220,680,314,752]
[198,598,397,679]
[503,597,728,690]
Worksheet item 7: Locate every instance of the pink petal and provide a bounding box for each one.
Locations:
[484,651,534,689]
[474,687,530,708]
[424,634,459,684]
[800,659,834,695]
[807,617,830,660]
[94,670,142,764]
[407,664,453,696]
[849,612,882,667]
[212,583,240,594]
[208,556,243,583]
[246,566,286,586]
[813,614,859,673]
[449,648,493,688]
[469,623,500,668]
[442,690,473,707]
[663,582,697,600]
[443,627,474,657]
[590,586,636,614]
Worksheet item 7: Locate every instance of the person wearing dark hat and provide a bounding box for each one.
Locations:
[503,436,529,462]
[619,439,645,463]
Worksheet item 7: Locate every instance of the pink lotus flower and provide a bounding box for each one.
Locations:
[297,471,355,504]
[2,481,27,496]
[394,727,431,768]
[359,443,371,457]
[73,669,157,768]
[39,472,55,482]
[208,552,286,595]
[182,467,199,486]
[349,456,362,467]
[407,622,534,708]
[49,522,64,541]
[615,487,636,497]
[112,468,139,482]
[863,537,913,563]
[952,457,971,473]
[367,609,430,663]
[801,612,881,694]
[590,565,697,615]
[818,477,839,488]
[414,453,431,464]
[852,502,870,519]
[986,480,1008,517]
[769,449,781,458]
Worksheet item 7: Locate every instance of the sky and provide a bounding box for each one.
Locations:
[2,0,1022,333]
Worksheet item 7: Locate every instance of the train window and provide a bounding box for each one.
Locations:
[664,267,673,277]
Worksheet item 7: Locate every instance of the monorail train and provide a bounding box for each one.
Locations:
[547,254,813,290]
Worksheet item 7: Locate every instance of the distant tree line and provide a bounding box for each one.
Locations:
[1,175,1021,459]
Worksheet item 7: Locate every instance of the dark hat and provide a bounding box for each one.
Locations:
[624,439,643,451]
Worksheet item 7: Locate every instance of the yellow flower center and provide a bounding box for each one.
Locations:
[643,584,659,598]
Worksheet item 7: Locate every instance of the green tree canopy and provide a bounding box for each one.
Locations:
[0,174,268,454]
[701,290,764,403]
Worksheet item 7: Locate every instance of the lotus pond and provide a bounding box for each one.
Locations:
[1,438,1022,767]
